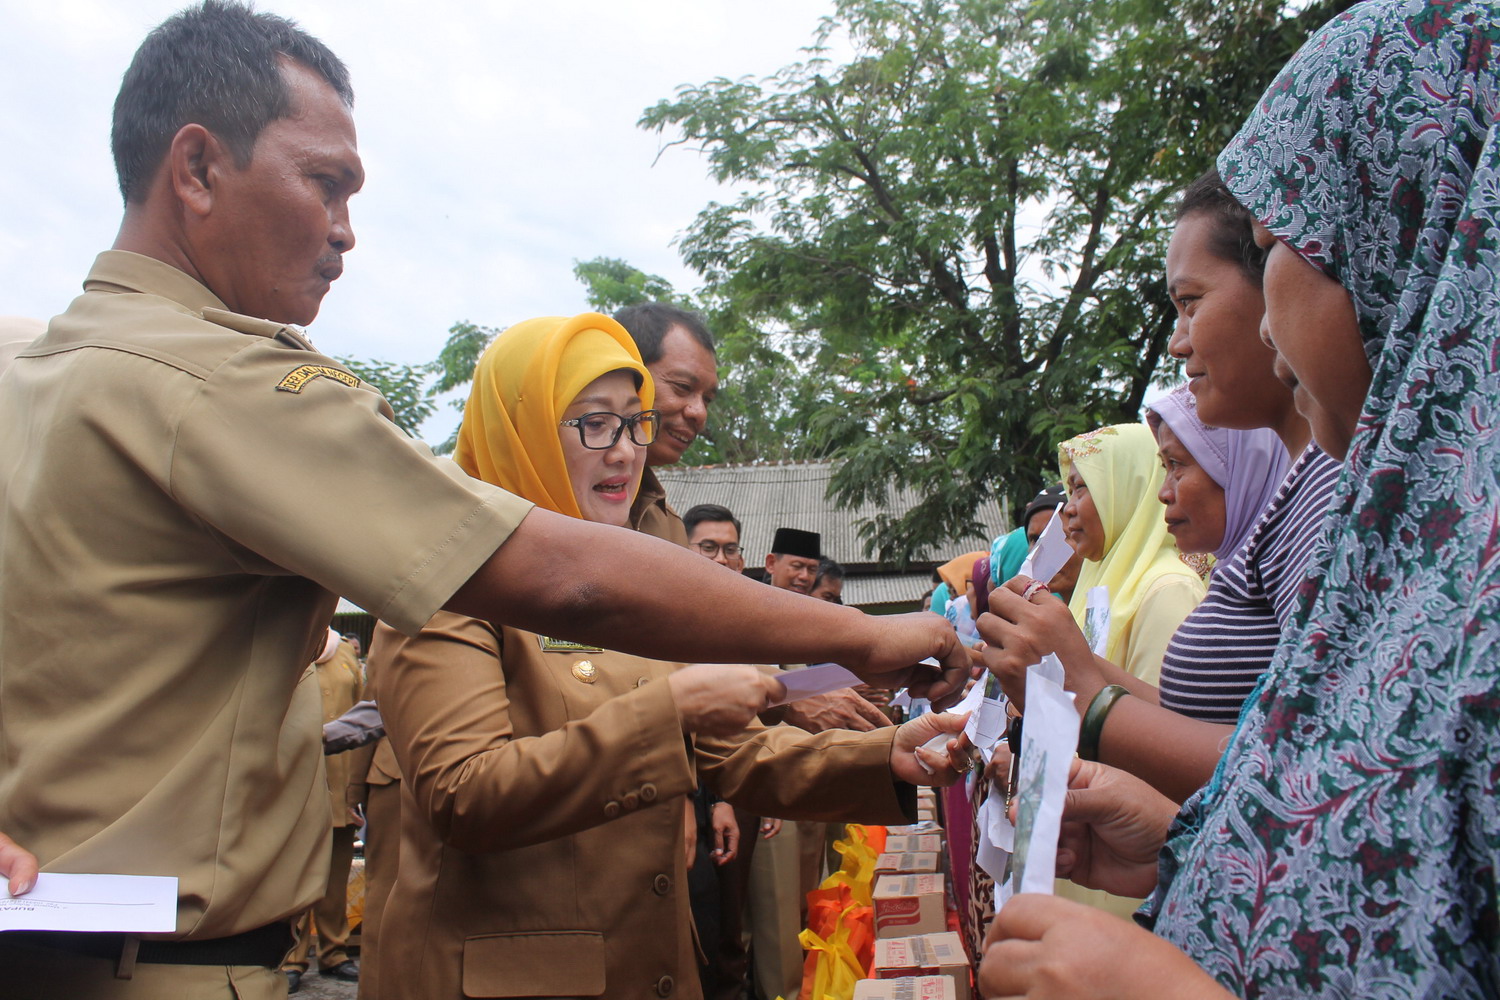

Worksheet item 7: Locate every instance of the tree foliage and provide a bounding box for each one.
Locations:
[639,0,1355,563]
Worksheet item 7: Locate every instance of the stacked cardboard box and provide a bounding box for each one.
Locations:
[872,932,970,1000]
[854,975,957,1000]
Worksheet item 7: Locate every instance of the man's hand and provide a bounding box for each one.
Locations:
[978,576,1095,710]
[760,818,783,839]
[889,711,970,786]
[0,831,38,896]
[782,688,891,733]
[709,801,739,864]
[847,612,968,706]
[980,894,1235,1000]
[1054,759,1177,898]
[669,665,785,737]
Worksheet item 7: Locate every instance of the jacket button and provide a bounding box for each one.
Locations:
[635,677,649,688]
[653,873,672,896]
[640,783,657,802]
[604,801,621,819]
[623,792,640,811]
[655,975,674,996]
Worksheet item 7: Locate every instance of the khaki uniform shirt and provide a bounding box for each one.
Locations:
[367,614,910,1000]
[0,251,532,940]
[317,641,366,829]
[630,467,689,547]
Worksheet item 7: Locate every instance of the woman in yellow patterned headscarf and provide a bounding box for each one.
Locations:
[1057,423,1205,683]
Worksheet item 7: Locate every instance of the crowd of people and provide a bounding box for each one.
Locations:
[0,0,1497,998]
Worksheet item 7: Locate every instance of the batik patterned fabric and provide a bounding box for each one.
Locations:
[1147,1,1500,996]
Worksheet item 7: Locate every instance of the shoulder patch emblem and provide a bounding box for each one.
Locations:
[277,365,360,393]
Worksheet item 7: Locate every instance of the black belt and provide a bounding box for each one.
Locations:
[2,920,293,967]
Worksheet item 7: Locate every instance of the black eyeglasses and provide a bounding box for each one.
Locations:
[693,540,742,558]
[559,410,661,450]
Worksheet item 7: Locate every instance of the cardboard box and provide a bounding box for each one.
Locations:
[874,851,941,875]
[873,873,947,938]
[873,933,970,1000]
[885,823,941,836]
[854,975,956,1000]
[884,834,943,854]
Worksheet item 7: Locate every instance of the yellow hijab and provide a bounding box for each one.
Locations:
[1058,423,1196,664]
[454,314,654,519]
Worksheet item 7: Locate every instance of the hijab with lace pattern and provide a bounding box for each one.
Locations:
[1057,423,1199,666]
[454,314,653,520]
[1146,3,1500,994]
[1145,383,1289,560]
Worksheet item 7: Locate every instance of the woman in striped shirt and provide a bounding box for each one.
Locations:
[981,170,1342,802]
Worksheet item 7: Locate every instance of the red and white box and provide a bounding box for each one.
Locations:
[884,834,943,854]
[873,932,970,1000]
[854,975,956,1000]
[873,873,947,938]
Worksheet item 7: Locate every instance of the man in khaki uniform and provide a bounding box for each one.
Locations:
[617,302,720,545]
[283,631,365,992]
[0,7,964,998]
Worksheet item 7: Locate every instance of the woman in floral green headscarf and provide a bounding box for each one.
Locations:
[977,2,1500,997]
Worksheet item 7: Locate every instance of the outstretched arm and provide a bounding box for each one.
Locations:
[982,577,1235,801]
[447,506,967,699]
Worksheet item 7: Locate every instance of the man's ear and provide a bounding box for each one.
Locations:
[167,123,227,219]
[764,554,777,575]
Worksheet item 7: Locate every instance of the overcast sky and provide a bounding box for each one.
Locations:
[0,0,842,435]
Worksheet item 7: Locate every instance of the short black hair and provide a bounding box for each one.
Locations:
[613,303,715,365]
[814,557,845,586]
[112,0,353,204]
[683,503,741,540]
[1175,166,1266,286]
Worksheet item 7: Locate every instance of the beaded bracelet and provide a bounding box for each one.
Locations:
[1078,683,1130,762]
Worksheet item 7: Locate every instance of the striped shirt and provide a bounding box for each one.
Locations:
[1157,446,1342,724]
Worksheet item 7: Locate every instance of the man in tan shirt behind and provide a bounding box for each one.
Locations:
[0,6,964,998]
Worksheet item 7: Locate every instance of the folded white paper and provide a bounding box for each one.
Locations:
[1017,509,1072,585]
[0,873,178,933]
[1010,666,1079,896]
[768,662,863,706]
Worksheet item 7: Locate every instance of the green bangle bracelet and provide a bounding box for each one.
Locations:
[1078,684,1130,762]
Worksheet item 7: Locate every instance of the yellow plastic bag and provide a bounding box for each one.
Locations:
[796,923,864,1000]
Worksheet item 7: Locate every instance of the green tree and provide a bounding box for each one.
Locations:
[641,0,1354,563]
[336,356,436,437]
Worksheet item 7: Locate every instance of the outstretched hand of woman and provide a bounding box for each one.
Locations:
[979,894,1235,1000]
[1054,759,1177,897]
[979,575,1097,710]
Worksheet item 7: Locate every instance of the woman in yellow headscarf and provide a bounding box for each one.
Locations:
[366,314,965,1000]
[1056,423,1206,686]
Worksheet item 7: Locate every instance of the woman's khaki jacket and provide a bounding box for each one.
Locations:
[368,612,913,1000]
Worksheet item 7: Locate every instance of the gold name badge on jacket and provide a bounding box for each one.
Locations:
[537,636,605,684]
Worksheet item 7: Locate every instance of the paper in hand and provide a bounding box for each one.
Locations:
[1017,509,1072,585]
[0,873,178,933]
[1010,664,1079,896]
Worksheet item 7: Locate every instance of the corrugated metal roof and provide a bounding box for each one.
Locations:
[657,460,1007,569]
[842,571,935,608]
